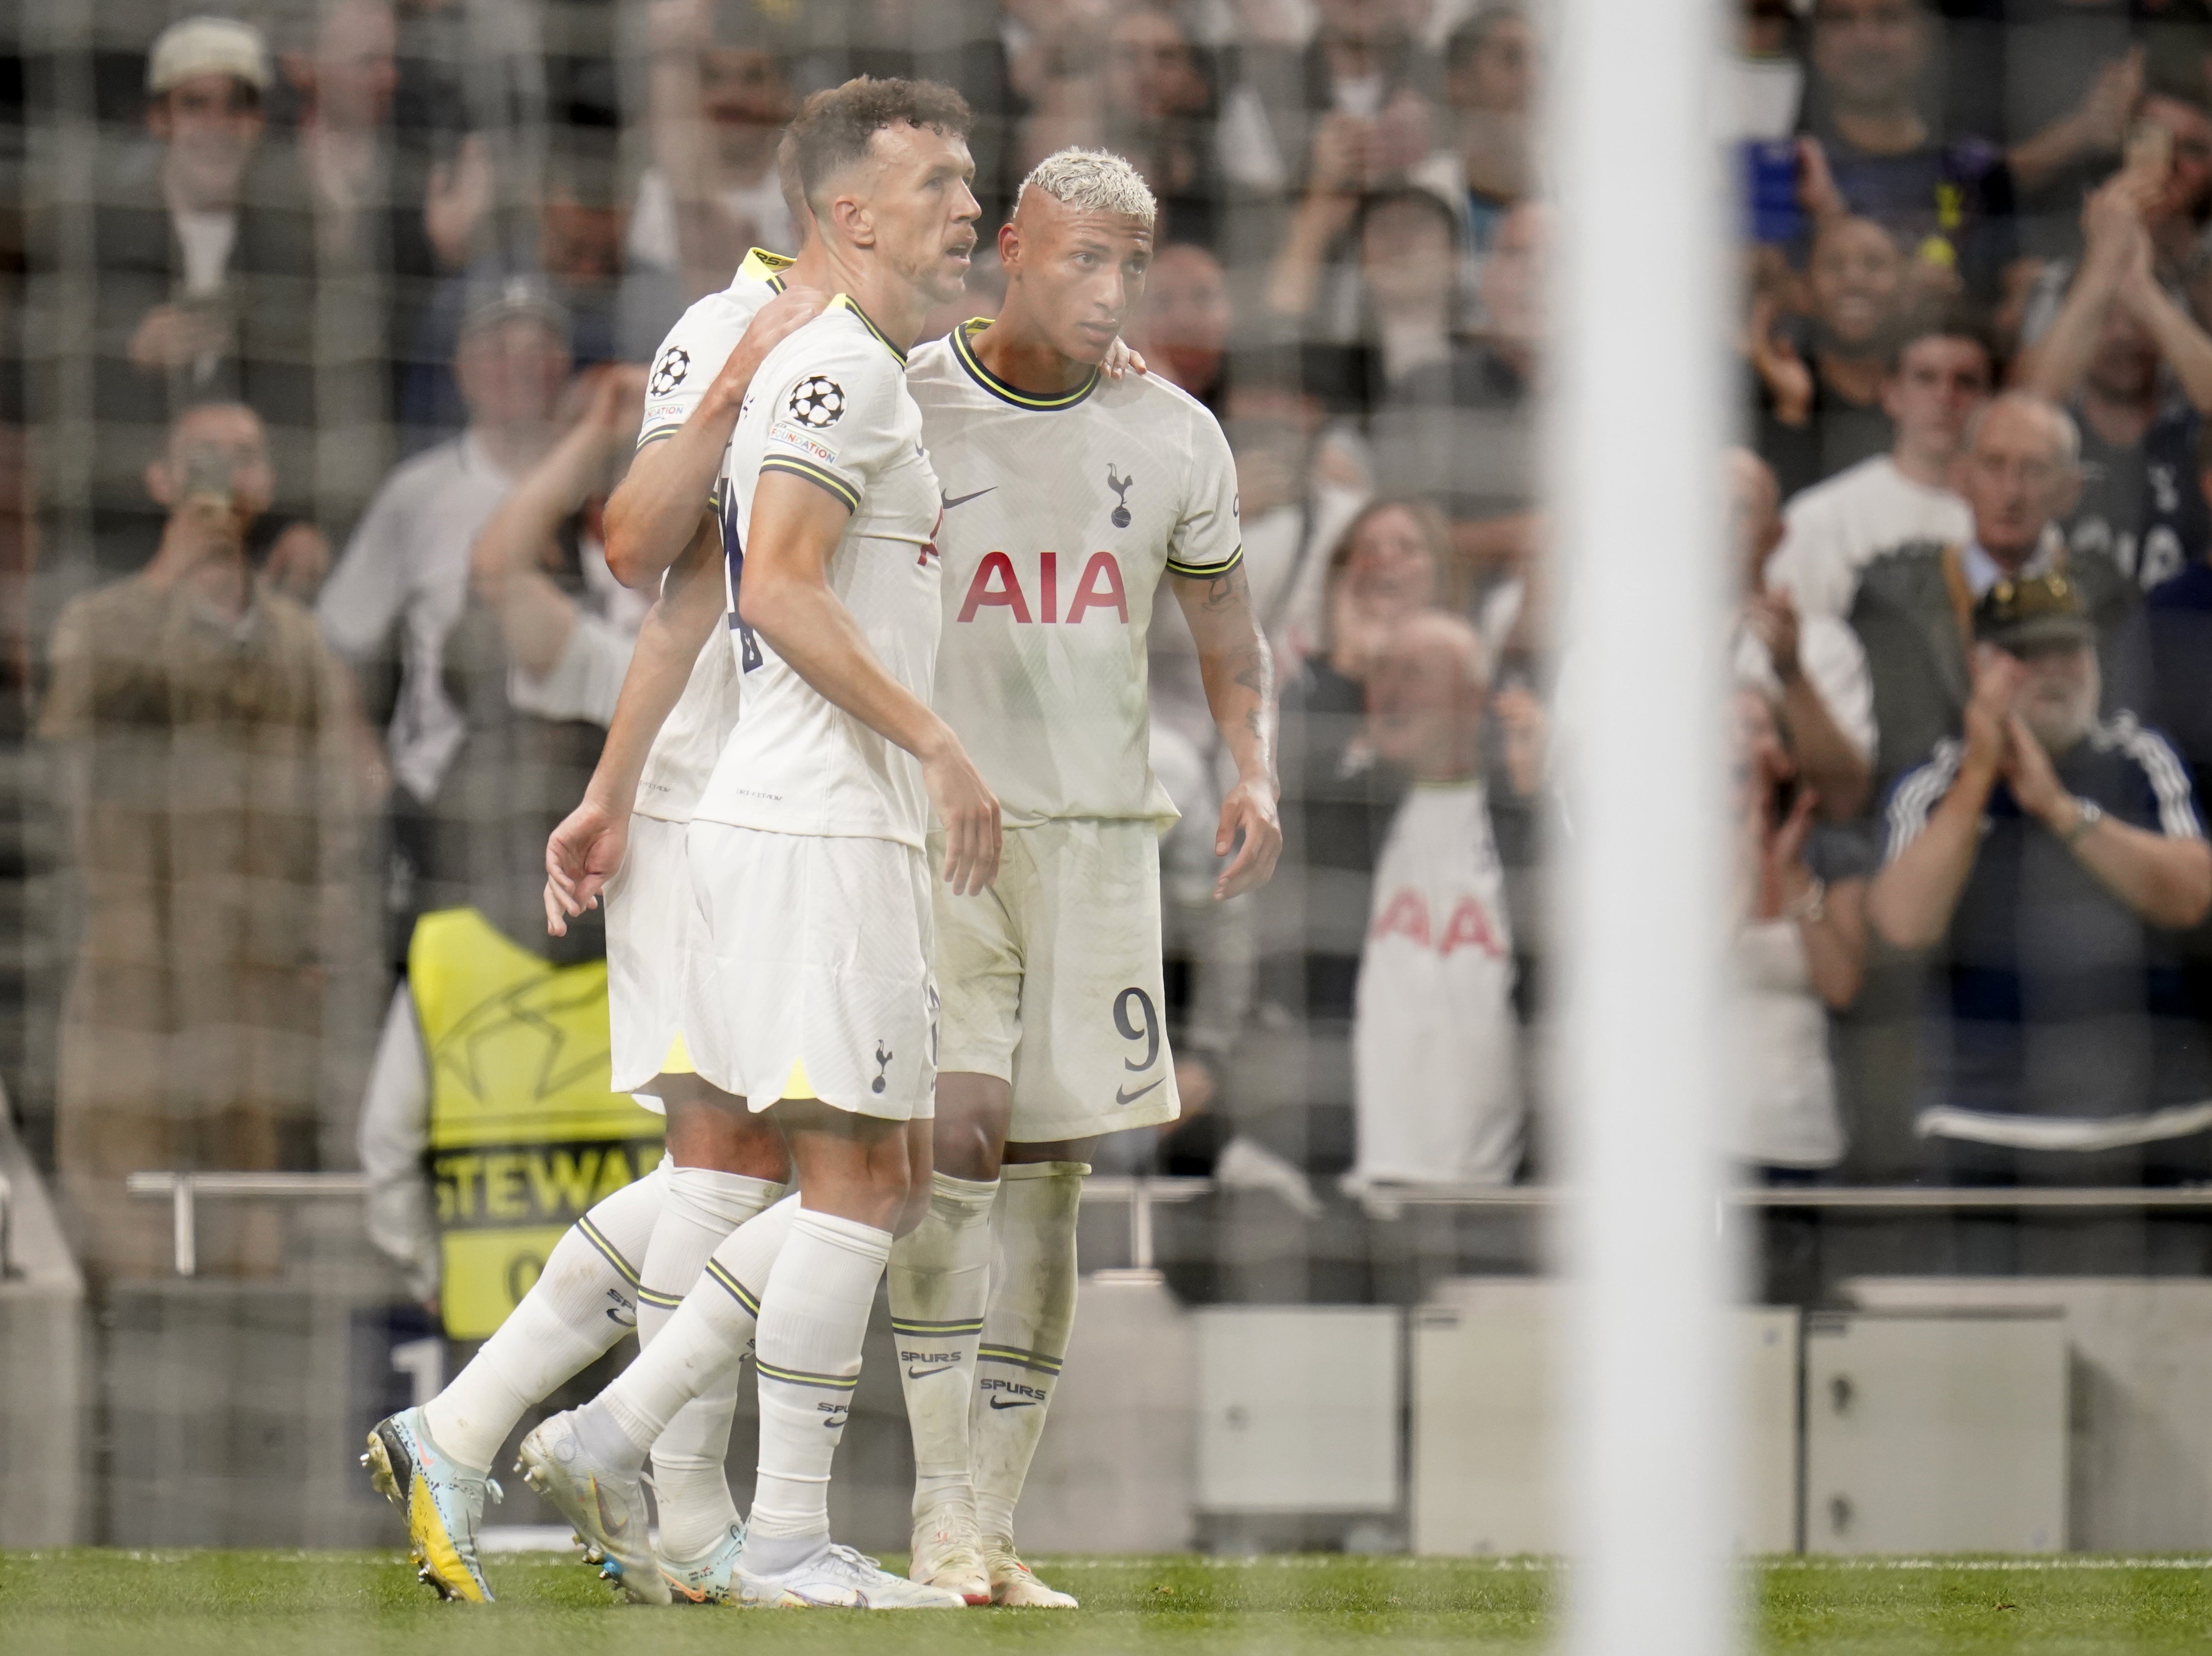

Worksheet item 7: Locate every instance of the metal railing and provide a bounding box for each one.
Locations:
[124,1169,2212,1279]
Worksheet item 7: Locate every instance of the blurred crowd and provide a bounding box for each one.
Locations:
[12,0,2212,1295]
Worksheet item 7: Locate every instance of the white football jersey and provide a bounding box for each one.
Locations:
[630,248,795,824]
[906,320,1243,827]
[692,298,943,848]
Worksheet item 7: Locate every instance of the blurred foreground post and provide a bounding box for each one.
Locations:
[1550,0,1737,1652]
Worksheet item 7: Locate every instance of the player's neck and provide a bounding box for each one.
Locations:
[819,242,932,350]
[971,306,1091,396]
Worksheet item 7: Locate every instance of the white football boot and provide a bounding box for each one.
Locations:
[737,1542,970,1609]
[985,1547,1079,1609]
[908,1506,990,1605]
[514,1411,670,1606]
[658,1520,747,1605]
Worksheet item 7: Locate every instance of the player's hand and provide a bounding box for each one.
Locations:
[544,795,629,935]
[1101,336,1147,379]
[921,737,1001,897]
[1213,778,1282,900]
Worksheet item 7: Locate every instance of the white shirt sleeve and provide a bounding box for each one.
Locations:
[755,330,907,512]
[638,299,745,448]
[1799,614,1877,764]
[1768,493,1854,622]
[1166,406,1245,579]
[317,471,415,662]
[357,983,438,1301]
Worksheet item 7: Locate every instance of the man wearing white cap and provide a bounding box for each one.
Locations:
[92,15,318,575]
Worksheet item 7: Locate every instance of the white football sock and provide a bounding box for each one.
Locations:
[972,1162,1085,1551]
[421,1159,665,1473]
[887,1171,998,1523]
[639,1168,784,1562]
[591,1191,802,1460]
[738,1208,893,1572]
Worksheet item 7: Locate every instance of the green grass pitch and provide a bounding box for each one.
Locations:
[2,1551,2210,1654]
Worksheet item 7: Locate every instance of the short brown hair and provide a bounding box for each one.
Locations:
[784,77,973,215]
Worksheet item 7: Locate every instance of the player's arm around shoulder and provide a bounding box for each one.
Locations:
[602,284,827,589]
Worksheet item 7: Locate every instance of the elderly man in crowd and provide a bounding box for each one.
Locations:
[1849,391,2134,789]
[40,402,360,1283]
[1871,575,2212,1267]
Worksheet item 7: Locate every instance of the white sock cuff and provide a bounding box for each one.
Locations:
[791,1207,894,1265]
[665,1166,785,1230]
[930,1170,1000,1219]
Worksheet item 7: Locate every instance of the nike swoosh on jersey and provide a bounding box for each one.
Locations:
[941,487,997,509]
[1115,1077,1165,1106]
[987,1396,1039,1410]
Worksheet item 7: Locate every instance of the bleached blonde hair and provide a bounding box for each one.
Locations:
[1019,148,1158,226]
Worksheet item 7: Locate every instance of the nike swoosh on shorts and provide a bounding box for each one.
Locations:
[1116,1077,1165,1106]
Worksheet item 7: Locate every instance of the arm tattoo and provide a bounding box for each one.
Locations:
[1200,564,1251,613]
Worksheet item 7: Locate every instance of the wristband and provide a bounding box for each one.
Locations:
[2061,796,2104,848]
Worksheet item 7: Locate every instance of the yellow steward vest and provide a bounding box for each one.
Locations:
[412,907,662,1338]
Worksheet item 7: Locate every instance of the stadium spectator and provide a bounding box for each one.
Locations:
[1355,188,1543,652]
[1748,213,1910,498]
[1020,1,1221,248]
[39,401,362,1283]
[1767,314,1990,622]
[1216,0,1433,203]
[1728,684,1870,1180]
[1414,3,1540,278]
[401,141,667,445]
[1224,500,1441,1177]
[91,15,318,575]
[2020,78,2212,323]
[1795,0,2014,298]
[630,0,800,302]
[1869,578,2212,1259]
[1849,392,2136,788]
[1731,448,1875,821]
[1345,610,1523,1194]
[2015,171,2212,596]
[276,0,434,542]
[317,278,572,954]
[1131,241,1232,411]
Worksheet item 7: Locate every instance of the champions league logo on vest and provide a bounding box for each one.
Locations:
[1107,463,1133,528]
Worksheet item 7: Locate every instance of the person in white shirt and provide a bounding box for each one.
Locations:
[892,148,1280,1609]
[318,280,574,814]
[520,77,994,1613]
[1731,448,1877,820]
[1347,610,1521,1190]
[1767,317,1991,623]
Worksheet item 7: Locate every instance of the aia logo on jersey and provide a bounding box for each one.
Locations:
[1372,891,1505,958]
[956,550,1127,624]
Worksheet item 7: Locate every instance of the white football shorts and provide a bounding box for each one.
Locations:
[932,818,1180,1143]
[603,813,703,1108]
[683,821,938,1121]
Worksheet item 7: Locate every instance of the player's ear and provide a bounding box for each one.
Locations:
[827,189,873,249]
[998,217,1021,273]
